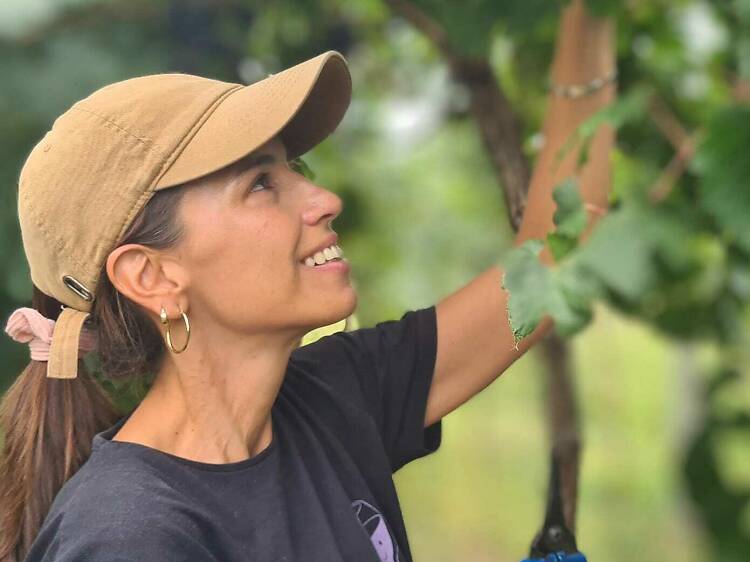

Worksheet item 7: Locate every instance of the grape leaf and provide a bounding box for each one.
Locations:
[575,206,655,302]
[502,239,552,343]
[547,178,588,261]
[501,238,598,344]
[552,178,588,238]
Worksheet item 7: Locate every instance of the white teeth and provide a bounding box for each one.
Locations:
[303,244,344,267]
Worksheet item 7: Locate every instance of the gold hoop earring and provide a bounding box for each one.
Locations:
[160,304,190,354]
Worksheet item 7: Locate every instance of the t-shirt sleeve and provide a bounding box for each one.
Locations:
[293,305,442,473]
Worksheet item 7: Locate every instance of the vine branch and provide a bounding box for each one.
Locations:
[384,0,531,230]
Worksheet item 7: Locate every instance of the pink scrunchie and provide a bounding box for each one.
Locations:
[4,307,97,361]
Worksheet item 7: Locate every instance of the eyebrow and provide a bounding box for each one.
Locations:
[238,153,277,172]
[226,150,288,193]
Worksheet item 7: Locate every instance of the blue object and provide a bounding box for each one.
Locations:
[520,551,587,562]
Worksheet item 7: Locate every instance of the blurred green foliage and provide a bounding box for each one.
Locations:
[1,1,749,561]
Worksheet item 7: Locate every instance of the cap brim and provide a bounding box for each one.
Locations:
[153,50,351,190]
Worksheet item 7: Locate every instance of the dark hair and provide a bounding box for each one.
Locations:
[0,184,189,562]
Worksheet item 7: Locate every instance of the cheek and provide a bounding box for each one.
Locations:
[189,215,299,300]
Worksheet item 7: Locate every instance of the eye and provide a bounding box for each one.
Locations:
[248,172,274,194]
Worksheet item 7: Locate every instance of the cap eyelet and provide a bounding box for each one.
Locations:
[62,275,93,302]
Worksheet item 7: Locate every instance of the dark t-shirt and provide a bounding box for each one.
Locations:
[24,305,442,562]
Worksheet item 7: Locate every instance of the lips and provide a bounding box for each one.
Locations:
[299,233,339,263]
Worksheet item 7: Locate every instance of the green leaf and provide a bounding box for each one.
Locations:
[501,239,552,344]
[556,86,652,169]
[583,0,622,17]
[290,156,316,181]
[575,206,656,301]
[552,178,587,238]
[545,178,587,261]
[547,231,578,262]
[549,261,597,335]
[411,0,561,56]
[692,106,750,256]
[501,239,597,344]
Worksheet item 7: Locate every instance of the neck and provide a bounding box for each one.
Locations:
[113,327,302,464]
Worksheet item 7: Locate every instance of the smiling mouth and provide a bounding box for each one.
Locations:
[300,244,345,267]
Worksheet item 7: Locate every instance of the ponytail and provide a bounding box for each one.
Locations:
[0,287,119,562]
[1,170,189,560]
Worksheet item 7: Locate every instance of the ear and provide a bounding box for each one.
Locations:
[105,244,189,318]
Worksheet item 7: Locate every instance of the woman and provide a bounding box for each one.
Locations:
[0,2,615,561]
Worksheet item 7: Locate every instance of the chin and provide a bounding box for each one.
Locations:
[332,289,359,322]
[314,288,358,328]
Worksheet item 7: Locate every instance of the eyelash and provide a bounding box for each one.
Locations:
[248,172,274,194]
[247,159,305,195]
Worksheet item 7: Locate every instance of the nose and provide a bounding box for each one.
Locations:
[301,180,343,226]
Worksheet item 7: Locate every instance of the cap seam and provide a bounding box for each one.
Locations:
[20,189,90,280]
[147,83,244,191]
[18,53,350,310]
[108,84,244,257]
[70,105,166,157]
[26,84,243,304]
[17,104,171,280]
[17,102,174,301]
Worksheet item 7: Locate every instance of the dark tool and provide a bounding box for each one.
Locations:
[520,450,587,562]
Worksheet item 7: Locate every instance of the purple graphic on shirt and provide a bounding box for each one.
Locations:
[351,499,399,562]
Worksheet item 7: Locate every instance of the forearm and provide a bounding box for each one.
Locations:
[426,2,618,426]
[515,0,617,265]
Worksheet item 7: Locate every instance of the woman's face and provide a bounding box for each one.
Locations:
[173,135,357,342]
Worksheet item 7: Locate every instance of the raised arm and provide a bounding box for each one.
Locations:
[425,0,616,428]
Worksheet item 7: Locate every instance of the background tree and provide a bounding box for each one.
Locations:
[1,1,748,561]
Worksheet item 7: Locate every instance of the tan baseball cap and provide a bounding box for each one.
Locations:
[16,50,352,380]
